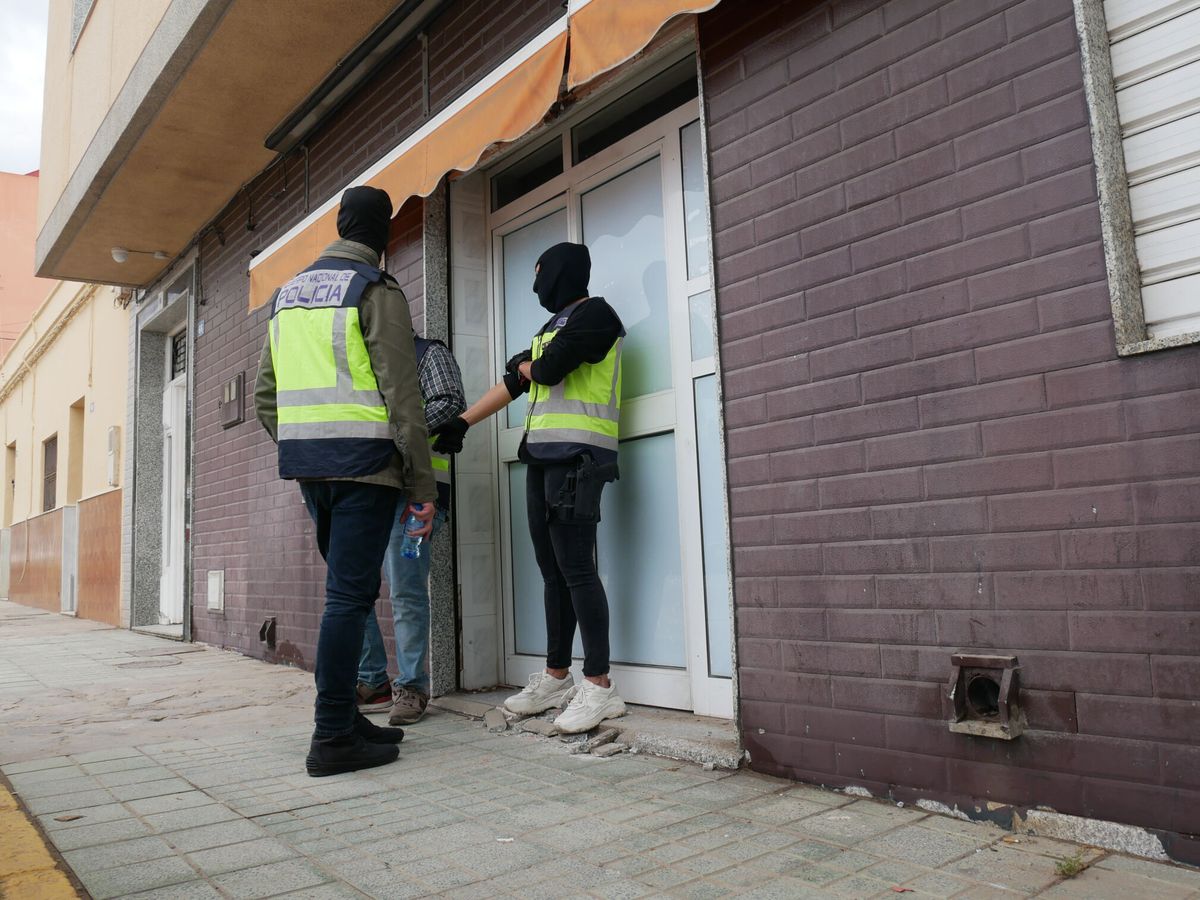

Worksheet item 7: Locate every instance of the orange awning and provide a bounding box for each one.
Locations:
[567,0,721,90]
[249,0,723,310]
[249,26,569,309]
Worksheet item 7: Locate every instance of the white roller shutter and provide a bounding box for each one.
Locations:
[1105,0,1200,338]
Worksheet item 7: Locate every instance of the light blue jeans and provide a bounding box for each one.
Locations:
[358,501,447,694]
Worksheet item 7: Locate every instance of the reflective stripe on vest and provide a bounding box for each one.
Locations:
[269,259,393,478]
[525,326,623,456]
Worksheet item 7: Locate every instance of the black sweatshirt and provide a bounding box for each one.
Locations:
[503,297,623,399]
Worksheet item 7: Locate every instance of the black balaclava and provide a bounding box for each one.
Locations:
[533,242,591,313]
[336,186,393,257]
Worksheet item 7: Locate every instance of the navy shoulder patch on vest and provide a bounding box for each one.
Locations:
[273,259,381,313]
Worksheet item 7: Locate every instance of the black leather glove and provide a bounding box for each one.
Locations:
[431,416,469,454]
[505,349,532,376]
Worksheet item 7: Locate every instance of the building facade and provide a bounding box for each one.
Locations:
[35,0,1200,864]
[0,171,58,359]
[0,278,129,625]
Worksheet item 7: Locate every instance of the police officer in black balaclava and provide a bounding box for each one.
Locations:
[431,241,630,734]
[532,241,591,313]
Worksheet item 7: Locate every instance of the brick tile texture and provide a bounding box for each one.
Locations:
[700,0,1200,843]
[189,0,563,665]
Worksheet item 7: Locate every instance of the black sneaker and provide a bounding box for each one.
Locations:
[306,732,399,777]
[354,711,405,744]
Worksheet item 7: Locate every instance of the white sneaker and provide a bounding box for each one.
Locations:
[554,679,627,734]
[504,671,575,715]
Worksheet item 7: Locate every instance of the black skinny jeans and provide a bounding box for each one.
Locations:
[526,462,610,677]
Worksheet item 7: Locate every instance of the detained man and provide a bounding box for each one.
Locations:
[356,332,465,724]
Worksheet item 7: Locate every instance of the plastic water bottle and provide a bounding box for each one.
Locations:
[398,504,425,560]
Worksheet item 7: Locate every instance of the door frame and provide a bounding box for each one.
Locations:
[485,95,732,717]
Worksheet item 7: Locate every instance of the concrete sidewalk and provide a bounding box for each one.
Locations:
[2,600,1198,900]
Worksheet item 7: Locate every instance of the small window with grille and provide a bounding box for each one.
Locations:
[42,436,57,513]
[171,331,187,380]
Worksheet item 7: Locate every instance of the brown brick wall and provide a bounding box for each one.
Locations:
[700,0,1200,858]
[189,0,562,666]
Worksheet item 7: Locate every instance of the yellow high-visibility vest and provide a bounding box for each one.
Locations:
[524,306,623,462]
[268,259,394,479]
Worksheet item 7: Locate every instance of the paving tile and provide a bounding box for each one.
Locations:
[74,856,200,900]
[2,756,75,775]
[601,853,659,877]
[211,859,331,898]
[824,871,896,897]
[728,793,829,825]
[185,837,297,876]
[166,818,270,852]
[125,791,218,816]
[82,757,159,776]
[347,870,449,899]
[635,864,698,890]
[1093,853,1200,889]
[16,776,104,800]
[777,860,844,886]
[61,834,178,871]
[71,748,145,765]
[25,788,116,816]
[858,825,982,867]
[37,801,132,831]
[796,807,899,845]
[47,818,153,851]
[7,765,87,787]
[736,875,831,899]
[124,881,225,899]
[1039,866,1195,899]
[96,766,177,788]
[863,857,932,885]
[948,843,1066,894]
[899,868,985,897]
[143,802,241,833]
[517,877,598,900]
[588,878,656,899]
[783,838,847,865]
[274,883,371,899]
[668,878,737,899]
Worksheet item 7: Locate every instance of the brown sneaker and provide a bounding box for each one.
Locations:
[356,682,392,713]
[388,686,429,725]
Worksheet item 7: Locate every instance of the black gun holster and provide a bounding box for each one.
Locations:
[551,455,619,524]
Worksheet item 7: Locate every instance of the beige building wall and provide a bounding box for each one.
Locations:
[37,0,171,228]
[0,280,130,522]
[0,172,58,358]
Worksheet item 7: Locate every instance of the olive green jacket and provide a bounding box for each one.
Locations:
[253,239,436,503]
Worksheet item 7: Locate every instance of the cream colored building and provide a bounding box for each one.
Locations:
[0,280,129,625]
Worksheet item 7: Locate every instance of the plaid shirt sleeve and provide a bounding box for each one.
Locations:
[418,340,467,433]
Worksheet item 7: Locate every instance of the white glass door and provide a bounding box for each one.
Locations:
[159,375,186,625]
[489,97,731,716]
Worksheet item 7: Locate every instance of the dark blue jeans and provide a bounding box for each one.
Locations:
[300,480,400,738]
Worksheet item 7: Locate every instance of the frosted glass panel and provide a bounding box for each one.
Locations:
[599,433,685,668]
[689,290,713,361]
[681,119,711,280]
[510,433,686,668]
[694,375,732,678]
[502,208,568,428]
[581,157,671,399]
[509,464,546,657]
